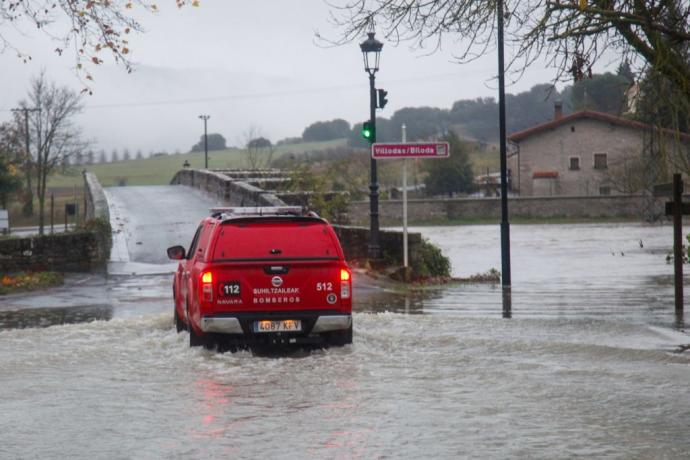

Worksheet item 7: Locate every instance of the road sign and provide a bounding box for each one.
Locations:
[665,202,690,215]
[372,142,450,159]
[653,182,676,197]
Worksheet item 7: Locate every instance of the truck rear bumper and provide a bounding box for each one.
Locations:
[199,312,351,334]
[200,317,243,334]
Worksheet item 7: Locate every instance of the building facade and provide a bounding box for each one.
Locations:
[508,107,689,196]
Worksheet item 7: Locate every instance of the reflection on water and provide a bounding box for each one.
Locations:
[502,287,512,319]
[0,305,113,330]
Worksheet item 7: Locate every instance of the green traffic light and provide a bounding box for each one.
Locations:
[361,122,374,140]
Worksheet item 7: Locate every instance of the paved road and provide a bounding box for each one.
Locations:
[105,185,223,275]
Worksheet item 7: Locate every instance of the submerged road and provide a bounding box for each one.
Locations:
[1,185,689,458]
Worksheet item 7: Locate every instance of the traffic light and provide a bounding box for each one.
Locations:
[377,89,388,109]
[361,121,374,141]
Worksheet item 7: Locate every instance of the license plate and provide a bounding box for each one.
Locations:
[254,320,302,333]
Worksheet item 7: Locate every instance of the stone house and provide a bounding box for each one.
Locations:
[507,104,690,196]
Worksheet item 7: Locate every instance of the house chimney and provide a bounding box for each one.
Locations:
[554,100,563,121]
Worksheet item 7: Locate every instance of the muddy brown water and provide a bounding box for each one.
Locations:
[1,187,689,458]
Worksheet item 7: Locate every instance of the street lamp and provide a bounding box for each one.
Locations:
[198,114,210,169]
[360,31,383,260]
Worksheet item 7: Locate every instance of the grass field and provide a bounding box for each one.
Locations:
[47,139,348,189]
[5,136,497,227]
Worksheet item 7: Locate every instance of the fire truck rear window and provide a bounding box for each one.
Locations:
[213,220,339,260]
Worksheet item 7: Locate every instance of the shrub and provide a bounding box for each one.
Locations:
[410,239,451,278]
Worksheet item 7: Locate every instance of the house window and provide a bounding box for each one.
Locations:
[569,157,580,170]
[599,186,611,195]
[594,153,608,170]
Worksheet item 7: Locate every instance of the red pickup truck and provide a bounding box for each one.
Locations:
[167,207,352,349]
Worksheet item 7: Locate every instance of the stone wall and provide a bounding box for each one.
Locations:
[348,194,665,224]
[168,169,423,266]
[84,171,110,221]
[170,169,285,207]
[332,225,421,265]
[0,232,108,273]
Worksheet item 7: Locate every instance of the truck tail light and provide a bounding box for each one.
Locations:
[201,271,213,302]
[340,268,351,299]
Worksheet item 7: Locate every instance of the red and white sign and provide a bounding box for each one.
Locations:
[372,142,450,159]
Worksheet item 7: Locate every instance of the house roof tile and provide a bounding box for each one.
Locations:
[508,110,690,142]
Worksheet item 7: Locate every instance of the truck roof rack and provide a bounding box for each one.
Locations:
[210,206,319,220]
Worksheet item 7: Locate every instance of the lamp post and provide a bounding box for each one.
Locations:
[198,115,210,169]
[360,31,383,260]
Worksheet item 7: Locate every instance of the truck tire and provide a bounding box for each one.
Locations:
[186,302,206,347]
[327,324,353,347]
[174,308,185,333]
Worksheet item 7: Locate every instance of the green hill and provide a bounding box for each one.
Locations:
[48,139,347,188]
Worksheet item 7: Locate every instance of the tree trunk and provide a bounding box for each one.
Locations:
[37,151,48,236]
[22,162,33,217]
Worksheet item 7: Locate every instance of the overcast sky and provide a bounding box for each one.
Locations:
[0,1,583,155]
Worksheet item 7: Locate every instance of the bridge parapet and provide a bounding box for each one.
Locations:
[83,171,110,222]
[170,169,285,207]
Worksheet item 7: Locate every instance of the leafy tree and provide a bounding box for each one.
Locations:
[302,119,351,142]
[191,133,227,152]
[247,137,272,149]
[85,150,95,165]
[122,149,131,161]
[111,149,120,163]
[98,150,108,164]
[617,61,636,84]
[0,126,23,209]
[632,70,690,178]
[329,1,690,104]
[571,72,631,114]
[390,107,449,141]
[423,131,475,197]
[449,84,564,141]
[0,160,22,210]
[347,117,396,147]
[0,1,195,79]
[450,97,499,141]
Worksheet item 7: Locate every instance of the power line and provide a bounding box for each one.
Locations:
[0,71,475,113]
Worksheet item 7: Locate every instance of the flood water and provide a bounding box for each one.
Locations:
[1,187,689,459]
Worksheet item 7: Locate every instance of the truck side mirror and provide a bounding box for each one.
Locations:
[167,245,186,260]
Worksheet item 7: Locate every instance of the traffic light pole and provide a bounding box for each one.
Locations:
[368,72,381,260]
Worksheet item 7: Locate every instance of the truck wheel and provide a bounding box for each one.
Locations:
[189,323,206,347]
[186,302,206,347]
[327,324,353,347]
[174,308,185,333]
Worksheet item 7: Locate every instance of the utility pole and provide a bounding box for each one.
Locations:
[11,107,40,217]
[497,0,512,317]
[198,115,210,169]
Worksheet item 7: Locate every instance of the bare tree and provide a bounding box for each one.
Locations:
[605,152,655,194]
[242,126,274,170]
[1,1,194,80]
[14,72,87,234]
[327,1,690,97]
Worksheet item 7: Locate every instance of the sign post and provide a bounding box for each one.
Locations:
[663,174,689,319]
[401,126,408,271]
[372,140,450,281]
